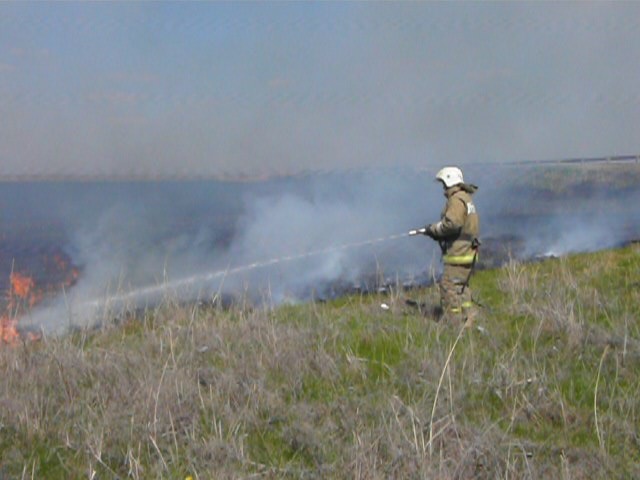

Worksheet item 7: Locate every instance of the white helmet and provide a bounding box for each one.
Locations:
[435,166,464,188]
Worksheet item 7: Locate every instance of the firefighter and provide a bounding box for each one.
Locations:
[414,166,480,324]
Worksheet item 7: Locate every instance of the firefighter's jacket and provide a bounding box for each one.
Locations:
[429,184,480,266]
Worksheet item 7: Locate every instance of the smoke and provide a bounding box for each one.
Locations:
[17,169,440,333]
[473,165,640,258]
[221,174,430,302]
[521,193,640,258]
[10,165,640,335]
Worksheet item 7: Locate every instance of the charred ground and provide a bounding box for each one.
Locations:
[0,163,638,336]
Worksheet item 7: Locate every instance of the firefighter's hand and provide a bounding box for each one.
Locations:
[424,224,436,238]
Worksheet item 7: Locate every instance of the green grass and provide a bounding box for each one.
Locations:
[0,244,639,478]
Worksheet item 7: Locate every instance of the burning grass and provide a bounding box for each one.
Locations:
[0,245,639,478]
[0,249,79,344]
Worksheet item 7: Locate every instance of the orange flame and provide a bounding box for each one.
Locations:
[0,316,19,344]
[1,252,79,345]
[9,272,43,308]
[1,272,40,344]
[10,272,34,299]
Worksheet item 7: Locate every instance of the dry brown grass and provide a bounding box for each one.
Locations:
[0,246,638,478]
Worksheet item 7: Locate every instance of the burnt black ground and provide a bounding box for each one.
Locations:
[0,165,638,307]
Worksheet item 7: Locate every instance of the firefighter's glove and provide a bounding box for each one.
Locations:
[424,224,437,239]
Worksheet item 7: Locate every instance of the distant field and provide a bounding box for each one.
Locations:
[0,154,638,183]
[0,243,638,478]
[500,162,640,192]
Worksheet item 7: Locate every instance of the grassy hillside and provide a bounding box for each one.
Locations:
[0,244,639,479]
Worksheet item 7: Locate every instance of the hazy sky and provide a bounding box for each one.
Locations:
[1,2,639,177]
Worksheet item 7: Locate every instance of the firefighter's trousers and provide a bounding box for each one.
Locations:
[439,263,474,323]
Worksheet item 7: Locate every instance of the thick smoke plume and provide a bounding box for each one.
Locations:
[16,170,437,333]
[6,165,639,335]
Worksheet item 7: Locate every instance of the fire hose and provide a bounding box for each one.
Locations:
[83,231,414,308]
[92,225,484,309]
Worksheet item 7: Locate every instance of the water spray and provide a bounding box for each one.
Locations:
[81,231,412,310]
